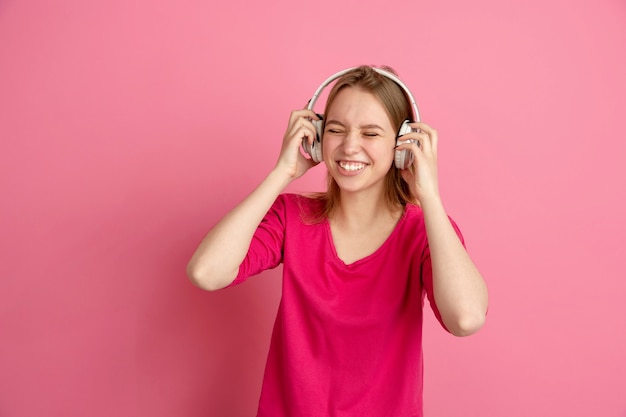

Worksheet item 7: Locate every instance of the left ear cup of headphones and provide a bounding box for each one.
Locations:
[302,118,324,163]
[395,120,414,169]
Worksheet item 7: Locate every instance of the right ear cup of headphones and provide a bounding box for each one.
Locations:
[302,118,324,163]
[395,120,415,169]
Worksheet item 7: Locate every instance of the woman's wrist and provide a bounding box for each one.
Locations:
[268,164,296,189]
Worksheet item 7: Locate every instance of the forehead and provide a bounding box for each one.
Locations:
[326,87,393,128]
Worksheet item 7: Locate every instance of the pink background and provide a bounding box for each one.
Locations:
[1,0,625,416]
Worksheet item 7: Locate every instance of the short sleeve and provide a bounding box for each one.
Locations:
[421,216,465,332]
[228,195,288,287]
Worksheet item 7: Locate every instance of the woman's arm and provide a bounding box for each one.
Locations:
[397,122,488,336]
[421,197,488,336]
[186,109,320,291]
[186,169,291,290]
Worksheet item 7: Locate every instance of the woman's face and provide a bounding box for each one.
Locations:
[322,87,397,197]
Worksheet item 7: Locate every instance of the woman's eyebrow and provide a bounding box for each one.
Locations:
[360,124,384,130]
[326,120,385,130]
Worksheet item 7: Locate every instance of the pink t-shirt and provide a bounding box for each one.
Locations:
[230,193,461,417]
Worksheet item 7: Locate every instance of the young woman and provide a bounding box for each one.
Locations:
[187,65,488,417]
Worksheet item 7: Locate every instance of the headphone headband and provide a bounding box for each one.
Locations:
[302,66,420,168]
[306,67,421,122]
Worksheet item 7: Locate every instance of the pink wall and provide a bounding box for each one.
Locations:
[1,0,625,416]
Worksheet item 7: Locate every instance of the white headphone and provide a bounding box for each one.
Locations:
[302,67,421,169]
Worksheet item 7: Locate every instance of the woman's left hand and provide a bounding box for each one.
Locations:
[395,121,441,205]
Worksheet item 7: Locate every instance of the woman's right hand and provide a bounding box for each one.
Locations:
[274,109,322,180]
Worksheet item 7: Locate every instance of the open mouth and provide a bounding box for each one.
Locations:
[338,161,367,172]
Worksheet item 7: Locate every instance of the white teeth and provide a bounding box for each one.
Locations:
[339,161,365,171]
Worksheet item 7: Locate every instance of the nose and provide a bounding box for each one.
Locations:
[341,129,361,155]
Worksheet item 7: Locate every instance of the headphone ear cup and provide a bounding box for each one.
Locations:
[302,119,324,163]
[395,120,414,169]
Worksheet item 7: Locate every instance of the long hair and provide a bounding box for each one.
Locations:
[307,65,417,221]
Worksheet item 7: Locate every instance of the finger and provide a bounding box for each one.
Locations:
[409,122,438,149]
[409,121,436,135]
[287,110,319,130]
[401,130,435,155]
[289,109,314,124]
[294,125,317,148]
[395,138,421,150]
[294,109,322,120]
[394,140,421,171]
[288,114,317,135]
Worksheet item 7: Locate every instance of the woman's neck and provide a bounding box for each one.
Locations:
[331,189,402,231]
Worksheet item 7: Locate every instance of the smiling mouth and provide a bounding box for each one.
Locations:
[338,161,367,171]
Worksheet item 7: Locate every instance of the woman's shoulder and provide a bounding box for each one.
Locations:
[277,193,326,224]
[278,192,322,206]
[400,202,465,244]
[402,202,425,223]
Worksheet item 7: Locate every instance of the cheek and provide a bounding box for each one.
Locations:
[321,135,339,158]
[373,140,396,162]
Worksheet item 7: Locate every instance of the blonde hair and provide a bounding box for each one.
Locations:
[308,65,417,221]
